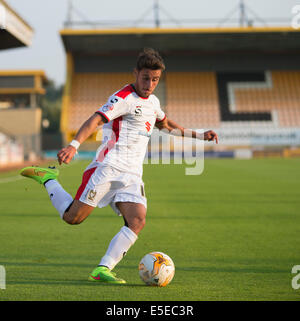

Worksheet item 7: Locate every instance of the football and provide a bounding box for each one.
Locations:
[138,251,175,287]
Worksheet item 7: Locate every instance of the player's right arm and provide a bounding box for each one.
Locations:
[57,113,106,165]
[57,93,129,165]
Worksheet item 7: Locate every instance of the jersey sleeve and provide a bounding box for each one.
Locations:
[155,98,166,123]
[96,95,130,122]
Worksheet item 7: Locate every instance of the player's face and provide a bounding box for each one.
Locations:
[134,68,162,98]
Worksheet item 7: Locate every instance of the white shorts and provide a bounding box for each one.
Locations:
[74,164,147,215]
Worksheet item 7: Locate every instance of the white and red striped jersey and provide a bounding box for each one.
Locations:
[91,84,166,177]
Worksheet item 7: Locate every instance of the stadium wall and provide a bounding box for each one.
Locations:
[0,107,42,160]
[0,131,23,166]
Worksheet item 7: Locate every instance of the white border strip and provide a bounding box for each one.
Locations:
[228,71,273,113]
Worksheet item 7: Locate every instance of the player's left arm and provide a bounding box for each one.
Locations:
[155,117,218,144]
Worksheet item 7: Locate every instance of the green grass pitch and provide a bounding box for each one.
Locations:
[0,158,300,301]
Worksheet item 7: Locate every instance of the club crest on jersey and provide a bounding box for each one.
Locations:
[135,106,142,116]
[87,189,97,201]
[101,104,114,112]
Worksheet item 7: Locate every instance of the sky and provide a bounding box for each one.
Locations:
[0,0,298,86]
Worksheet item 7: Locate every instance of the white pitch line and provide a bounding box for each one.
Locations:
[0,175,25,184]
[0,159,82,184]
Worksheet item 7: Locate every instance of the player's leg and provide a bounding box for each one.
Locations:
[44,174,95,224]
[89,202,146,284]
[20,166,95,224]
[62,200,94,225]
[99,202,145,268]
[20,166,73,219]
[117,202,146,235]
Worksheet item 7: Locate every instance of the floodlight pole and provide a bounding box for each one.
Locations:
[154,0,160,28]
[65,0,73,27]
[239,0,246,27]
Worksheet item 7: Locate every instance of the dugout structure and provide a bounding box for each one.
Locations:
[0,70,48,161]
[0,0,33,49]
[60,26,300,155]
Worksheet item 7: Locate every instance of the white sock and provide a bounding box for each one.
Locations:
[99,226,138,270]
[44,180,73,219]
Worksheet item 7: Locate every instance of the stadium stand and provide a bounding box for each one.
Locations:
[60,27,300,155]
[69,72,134,132]
[231,71,300,127]
[165,70,300,128]
[0,70,48,161]
[165,72,220,129]
[0,0,37,166]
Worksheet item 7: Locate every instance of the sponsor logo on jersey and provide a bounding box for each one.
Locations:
[135,106,142,116]
[145,121,151,132]
[110,97,119,104]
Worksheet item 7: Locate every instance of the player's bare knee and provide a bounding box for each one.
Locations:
[67,217,82,225]
[63,213,76,225]
[63,210,83,225]
[139,216,146,229]
[128,214,146,232]
[63,201,93,225]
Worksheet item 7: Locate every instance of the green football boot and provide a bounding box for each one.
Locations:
[20,166,59,185]
[88,266,126,284]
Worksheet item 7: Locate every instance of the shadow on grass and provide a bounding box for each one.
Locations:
[7,278,147,287]
[2,260,288,290]
[1,261,92,268]
[119,265,288,274]
[2,261,288,274]
[176,266,288,274]
[0,213,55,218]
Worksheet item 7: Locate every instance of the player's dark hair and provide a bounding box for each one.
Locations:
[136,48,165,71]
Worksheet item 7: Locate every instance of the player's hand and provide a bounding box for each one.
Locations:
[204,130,219,144]
[57,145,77,165]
